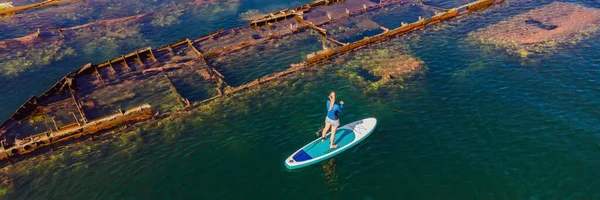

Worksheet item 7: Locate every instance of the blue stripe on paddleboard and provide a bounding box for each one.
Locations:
[292,150,313,162]
[302,129,355,158]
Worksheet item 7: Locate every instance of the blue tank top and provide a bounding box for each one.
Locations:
[326,100,343,120]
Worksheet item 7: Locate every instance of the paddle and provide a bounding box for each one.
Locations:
[314,125,324,137]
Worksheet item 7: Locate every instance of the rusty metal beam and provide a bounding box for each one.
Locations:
[0,0,71,16]
[70,112,80,126]
[107,60,117,76]
[135,51,142,63]
[0,104,153,160]
[306,21,327,35]
[135,51,146,68]
[51,116,58,131]
[186,38,203,57]
[43,111,51,133]
[185,38,227,83]
[185,38,216,78]
[149,48,158,61]
[69,90,88,123]
[200,56,225,80]
[94,66,106,86]
[326,37,347,46]
[121,55,132,72]
[167,44,174,52]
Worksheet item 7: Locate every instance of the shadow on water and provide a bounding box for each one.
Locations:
[321,158,342,193]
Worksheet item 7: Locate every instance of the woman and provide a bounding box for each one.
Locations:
[321,91,344,149]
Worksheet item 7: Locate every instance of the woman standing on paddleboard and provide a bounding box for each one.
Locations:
[322,91,344,149]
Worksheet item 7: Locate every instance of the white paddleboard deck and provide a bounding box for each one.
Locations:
[285,118,377,169]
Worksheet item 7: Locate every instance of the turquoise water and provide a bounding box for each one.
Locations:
[2,0,600,199]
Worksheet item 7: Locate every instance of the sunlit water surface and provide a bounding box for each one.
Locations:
[1,0,600,199]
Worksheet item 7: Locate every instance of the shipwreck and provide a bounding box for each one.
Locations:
[0,0,506,161]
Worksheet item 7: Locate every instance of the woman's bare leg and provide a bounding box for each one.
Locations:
[330,125,339,148]
[321,123,331,140]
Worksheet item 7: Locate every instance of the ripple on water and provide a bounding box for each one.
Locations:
[4,0,600,199]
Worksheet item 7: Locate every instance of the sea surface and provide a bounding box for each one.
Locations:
[1,0,600,199]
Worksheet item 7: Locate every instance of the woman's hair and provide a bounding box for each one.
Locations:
[328,91,336,111]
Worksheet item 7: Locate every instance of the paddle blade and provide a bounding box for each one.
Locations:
[315,125,324,136]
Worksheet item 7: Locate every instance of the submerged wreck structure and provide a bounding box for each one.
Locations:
[0,13,153,75]
[0,0,505,161]
[469,2,600,58]
[0,0,71,16]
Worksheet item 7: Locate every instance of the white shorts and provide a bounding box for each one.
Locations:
[325,117,340,127]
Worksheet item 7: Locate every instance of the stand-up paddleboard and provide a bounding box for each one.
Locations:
[285,118,377,169]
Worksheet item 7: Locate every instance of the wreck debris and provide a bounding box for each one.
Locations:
[249,0,348,27]
[303,0,377,25]
[0,104,152,160]
[0,0,505,162]
[297,0,503,67]
[338,47,425,92]
[469,2,600,58]
[0,0,240,76]
[0,0,71,16]
[0,13,150,76]
[302,7,448,65]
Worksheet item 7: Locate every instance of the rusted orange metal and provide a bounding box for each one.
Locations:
[0,0,506,162]
[0,0,72,16]
[0,104,152,160]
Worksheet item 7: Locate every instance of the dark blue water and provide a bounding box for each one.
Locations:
[1,0,600,199]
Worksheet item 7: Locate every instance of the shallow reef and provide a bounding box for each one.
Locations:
[0,36,75,75]
[330,42,426,93]
[0,0,242,76]
[240,9,264,21]
[468,2,600,58]
[0,0,507,180]
[0,15,148,76]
